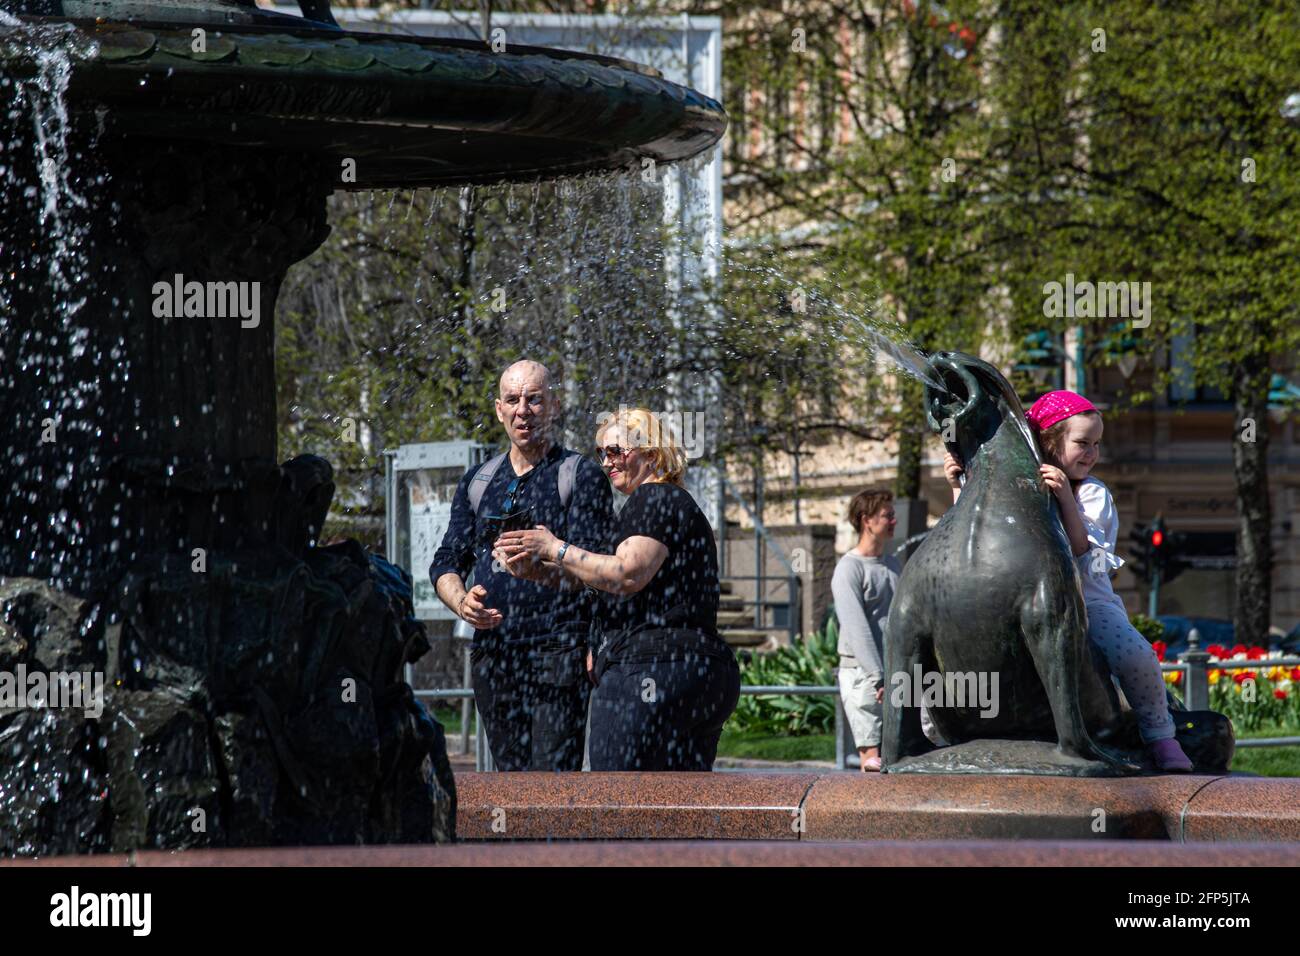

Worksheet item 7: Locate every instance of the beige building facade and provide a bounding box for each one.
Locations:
[721,359,1300,639]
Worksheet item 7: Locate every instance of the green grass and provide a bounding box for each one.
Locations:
[717,726,836,762]
[714,724,1300,775]
[1232,731,1300,777]
[429,706,465,735]
[430,702,1299,776]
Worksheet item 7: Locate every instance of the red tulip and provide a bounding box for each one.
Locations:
[1231,644,1248,656]
[1233,671,1257,684]
[1275,689,1288,700]
[1290,668,1300,681]
[1246,646,1267,661]
[1152,640,1167,662]
[1207,644,1228,658]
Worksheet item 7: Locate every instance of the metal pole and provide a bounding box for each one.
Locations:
[792,447,801,525]
[755,465,765,630]
[383,450,397,566]
[1182,627,1211,711]
[460,644,472,756]
[474,710,484,771]
[718,470,727,578]
[385,451,416,688]
[834,691,847,770]
[788,574,798,644]
[474,706,495,771]
[1148,565,1160,618]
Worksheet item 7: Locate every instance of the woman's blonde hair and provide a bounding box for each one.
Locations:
[595,407,688,486]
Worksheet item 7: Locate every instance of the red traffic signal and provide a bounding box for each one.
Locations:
[1145,516,1187,585]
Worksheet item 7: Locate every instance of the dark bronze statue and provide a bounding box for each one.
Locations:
[883,352,1234,775]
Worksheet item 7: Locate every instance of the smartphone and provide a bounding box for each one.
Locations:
[482,508,535,545]
[497,508,535,534]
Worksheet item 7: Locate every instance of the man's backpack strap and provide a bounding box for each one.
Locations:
[467,452,509,516]
[558,452,581,510]
[469,450,582,514]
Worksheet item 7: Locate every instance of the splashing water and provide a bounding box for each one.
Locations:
[2,14,107,591]
[712,256,950,394]
[1,14,96,302]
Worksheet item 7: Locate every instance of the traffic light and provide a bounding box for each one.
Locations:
[1151,520,1190,585]
[1127,521,1154,583]
[1149,517,1168,578]
[1128,516,1189,615]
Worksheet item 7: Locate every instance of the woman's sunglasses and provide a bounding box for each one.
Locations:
[597,445,632,464]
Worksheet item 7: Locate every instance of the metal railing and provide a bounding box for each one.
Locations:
[742,684,849,768]
[415,685,851,770]
[420,628,1300,769]
[717,473,802,644]
[718,572,802,643]
[416,688,494,771]
[1159,627,1300,749]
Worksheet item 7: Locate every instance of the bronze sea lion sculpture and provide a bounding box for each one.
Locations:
[882,352,1234,776]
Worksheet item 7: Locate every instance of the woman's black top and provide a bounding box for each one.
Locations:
[607,481,720,641]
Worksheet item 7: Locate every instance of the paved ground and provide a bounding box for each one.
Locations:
[450,750,844,772]
[715,756,840,771]
[8,840,1300,867]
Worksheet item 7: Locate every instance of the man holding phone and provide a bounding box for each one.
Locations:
[431,360,614,770]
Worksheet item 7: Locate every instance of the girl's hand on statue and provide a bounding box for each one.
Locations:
[942,450,964,490]
[1039,464,1072,501]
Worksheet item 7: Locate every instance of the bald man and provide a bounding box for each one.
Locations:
[431,361,615,770]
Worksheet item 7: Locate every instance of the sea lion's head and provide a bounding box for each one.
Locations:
[925,351,1040,473]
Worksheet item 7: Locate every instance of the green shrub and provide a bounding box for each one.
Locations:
[1129,613,1165,645]
[731,618,840,735]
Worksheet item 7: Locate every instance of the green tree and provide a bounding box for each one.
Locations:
[718,0,1007,499]
[1032,1,1300,639]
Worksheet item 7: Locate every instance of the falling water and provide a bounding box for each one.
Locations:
[1,14,110,598]
[1,14,95,301]
[715,257,951,395]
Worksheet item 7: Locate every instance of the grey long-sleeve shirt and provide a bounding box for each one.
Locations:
[831,551,902,676]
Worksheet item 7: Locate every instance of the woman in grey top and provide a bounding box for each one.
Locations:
[832,488,899,772]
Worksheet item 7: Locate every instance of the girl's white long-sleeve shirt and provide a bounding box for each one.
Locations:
[1073,476,1128,611]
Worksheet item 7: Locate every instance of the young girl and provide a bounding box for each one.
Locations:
[943,389,1193,772]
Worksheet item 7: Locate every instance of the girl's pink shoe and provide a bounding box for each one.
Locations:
[1148,738,1193,772]
[861,756,882,772]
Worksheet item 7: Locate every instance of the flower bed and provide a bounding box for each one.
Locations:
[1158,641,1300,732]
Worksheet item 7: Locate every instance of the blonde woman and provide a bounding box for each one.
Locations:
[494,407,739,771]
